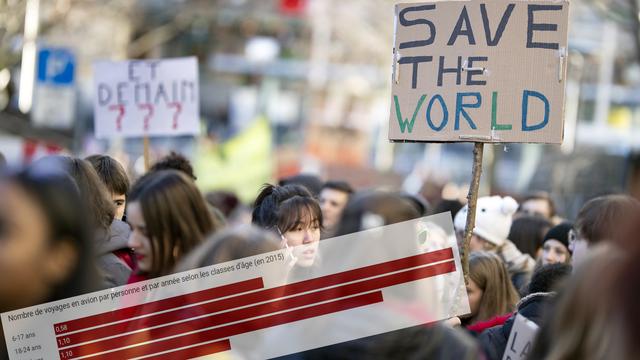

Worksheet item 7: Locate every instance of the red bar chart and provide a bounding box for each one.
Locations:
[53,248,455,359]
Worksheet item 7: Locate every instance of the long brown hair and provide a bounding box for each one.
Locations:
[129,170,218,277]
[469,251,519,323]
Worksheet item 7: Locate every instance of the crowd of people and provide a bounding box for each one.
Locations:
[0,151,639,359]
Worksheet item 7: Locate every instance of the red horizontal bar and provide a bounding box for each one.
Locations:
[54,277,264,335]
[142,339,231,360]
[61,260,455,358]
[57,247,454,346]
[67,291,384,360]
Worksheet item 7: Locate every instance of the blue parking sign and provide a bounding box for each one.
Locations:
[37,47,75,85]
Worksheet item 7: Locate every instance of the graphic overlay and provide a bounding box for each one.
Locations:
[93,57,200,139]
[3,213,469,359]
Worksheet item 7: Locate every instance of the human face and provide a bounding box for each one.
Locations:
[282,216,321,268]
[542,239,570,265]
[521,199,552,219]
[0,181,75,312]
[466,279,483,318]
[112,193,126,221]
[319,188,349,230]
[470,234,488,252]
[569,229,588,268]
[127,202,152,273]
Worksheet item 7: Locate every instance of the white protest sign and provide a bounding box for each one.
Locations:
[2,213,468,359]
[389,0,570,143]
[502,313,540,360]
[93,57,199,139]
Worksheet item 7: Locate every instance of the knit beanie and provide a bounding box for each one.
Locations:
[543,222,573,253]
[453,196,519,246]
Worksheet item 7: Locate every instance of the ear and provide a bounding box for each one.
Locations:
[43,239,78,285]
[501,196,519,216]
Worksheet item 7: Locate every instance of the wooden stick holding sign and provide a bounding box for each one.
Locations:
[389,1,569,284]
[143,136,151,171]
[139,103,155,172]
[461,142,484,284]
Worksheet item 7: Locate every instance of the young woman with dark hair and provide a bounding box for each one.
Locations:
[127,170,219,281]
[0,165,98,311]
[0,165,99,358]
[38,156,133,288]
[508,215,552,260]
[252,184,322,269]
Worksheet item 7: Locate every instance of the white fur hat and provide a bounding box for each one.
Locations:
[453,196,519,246]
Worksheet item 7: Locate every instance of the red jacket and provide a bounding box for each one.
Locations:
[467,313,513,334]
[126,271,149,285]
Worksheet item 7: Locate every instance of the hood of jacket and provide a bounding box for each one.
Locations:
[95,219,131,255]
[500,291,555,338]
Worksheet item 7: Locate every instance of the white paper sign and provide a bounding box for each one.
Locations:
[502,313,540,360]
[93,57,199,139]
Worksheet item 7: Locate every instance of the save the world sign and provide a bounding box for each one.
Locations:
[389,0,570,144]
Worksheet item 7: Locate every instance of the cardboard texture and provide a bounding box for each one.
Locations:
[502,313,540,360]
[389,0,570,143]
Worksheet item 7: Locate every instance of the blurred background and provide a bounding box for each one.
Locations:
[1,0,639,217]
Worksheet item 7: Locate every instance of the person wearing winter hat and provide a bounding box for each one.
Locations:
[454,196,518,250]
[454,196,536,290]
[541,222,573,265]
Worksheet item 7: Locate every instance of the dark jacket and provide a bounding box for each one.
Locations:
[478,292,555,360]
[275,323,482,360]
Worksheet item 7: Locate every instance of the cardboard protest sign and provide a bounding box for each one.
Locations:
[93,57,199,139]
[389,0,570,143]
[502,313,540,360]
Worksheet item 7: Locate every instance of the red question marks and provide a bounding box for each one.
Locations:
[138,103,154,132]
[168,102,182,130]
[109,104,125,131]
